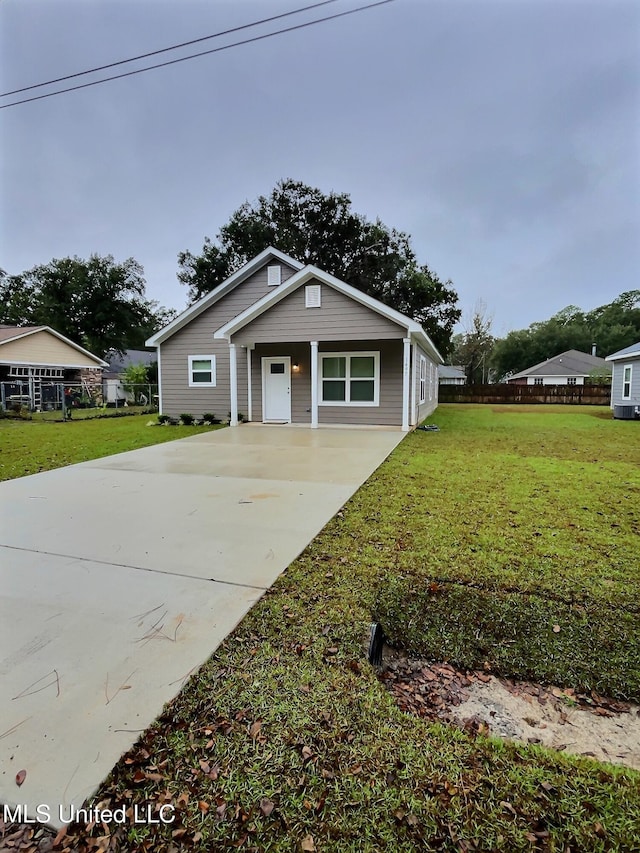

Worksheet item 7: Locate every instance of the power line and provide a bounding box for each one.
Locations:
[0,0,341,98]
[0,0,396,110]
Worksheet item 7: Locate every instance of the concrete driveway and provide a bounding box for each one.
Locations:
[0,424,403,825]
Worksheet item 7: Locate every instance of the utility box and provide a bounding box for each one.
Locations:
[613,405,639,420]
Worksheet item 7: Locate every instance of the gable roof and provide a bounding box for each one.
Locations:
[439,365,466,379]
[146,247,304,346]
[605,341,640,361]
[508,349,609,380]
[0,325,108,366]
[0,324,44,343]
[213,265,443,363]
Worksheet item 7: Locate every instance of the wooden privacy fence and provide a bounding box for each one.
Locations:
[439,384,611,405]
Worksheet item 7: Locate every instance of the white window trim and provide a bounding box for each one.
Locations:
[419,355,427,404]
[318,351,380,407]
[622,364,632,399]
[188,354,216,388]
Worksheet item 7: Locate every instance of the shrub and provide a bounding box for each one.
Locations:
[179,413,195,425]
[202,412,220,424]
[158,414,171,424]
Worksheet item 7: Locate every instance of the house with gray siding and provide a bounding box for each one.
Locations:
[506,349,610,386]
[146,248,442,430]
[605,342,640,419]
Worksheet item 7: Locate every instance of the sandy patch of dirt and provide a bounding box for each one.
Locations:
[380,649,640,770]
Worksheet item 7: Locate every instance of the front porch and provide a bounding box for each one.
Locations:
[228,338,414,430]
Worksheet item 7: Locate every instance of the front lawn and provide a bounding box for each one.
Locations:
[0,415,223,481]
[47,405,639,852]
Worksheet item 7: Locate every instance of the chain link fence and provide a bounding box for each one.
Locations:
[0,381,159,420]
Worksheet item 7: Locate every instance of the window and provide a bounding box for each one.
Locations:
[622,365,632,399]
[319,351,379,406]
[188,355,216,387]
[305,284,321,307]
[534,377,544,386]
[419,356,427,404]
[428,362,433,401]
[567,377,577,385]
[267,265,281,286]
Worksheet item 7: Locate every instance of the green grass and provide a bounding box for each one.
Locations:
[370,405,640,699]
[3,405,639,851]
[0,415,223,481]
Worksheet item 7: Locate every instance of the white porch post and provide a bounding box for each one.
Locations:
[410,341,417,427]
[402,337,411,432]
[246,345,253,422]
[310,340,319,428]
[229,342,238,426]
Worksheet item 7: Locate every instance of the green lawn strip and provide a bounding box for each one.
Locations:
[0,417,224,481]
[364,406,639,698]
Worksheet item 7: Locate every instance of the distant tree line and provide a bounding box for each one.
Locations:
[448,292,640,383]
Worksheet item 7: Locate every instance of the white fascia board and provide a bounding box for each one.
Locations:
[606,349,640,362]
[0,325,108,366]
[146,247,304,346]
[214,264,444,363]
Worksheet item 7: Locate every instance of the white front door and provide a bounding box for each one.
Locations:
[262,357,291,423]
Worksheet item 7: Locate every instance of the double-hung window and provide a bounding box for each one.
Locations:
[622,365,632,399]
[319,352,379,406]
[188,355,216,387]
[419,356,427,404]
[567,377,577,385]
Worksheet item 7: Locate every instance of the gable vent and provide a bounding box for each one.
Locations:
[267,265,281,286]
[305,284,321,308]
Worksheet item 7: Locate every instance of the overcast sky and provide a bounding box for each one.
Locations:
[1,0,638,338]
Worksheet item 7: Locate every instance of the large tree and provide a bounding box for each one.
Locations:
[178,180,461,356]
[490,291,640,380]
[0,254,175,356]
[449,302,495,384]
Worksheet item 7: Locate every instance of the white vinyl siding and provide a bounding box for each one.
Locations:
[188,355,216,387]
[623,365,632,399]
[319,351,379,407]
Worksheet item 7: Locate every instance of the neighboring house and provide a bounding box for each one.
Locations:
[439,365,466,385]
[146,247,443,430]
[506,349,610,386]
[0,325,107,410]
[103,348,157,404]
[605,342,640,419]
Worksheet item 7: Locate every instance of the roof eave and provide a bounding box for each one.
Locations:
[606,349,640,362]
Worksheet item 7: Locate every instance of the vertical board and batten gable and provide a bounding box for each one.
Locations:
[230,280,407,345]
[160,262,298,417]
